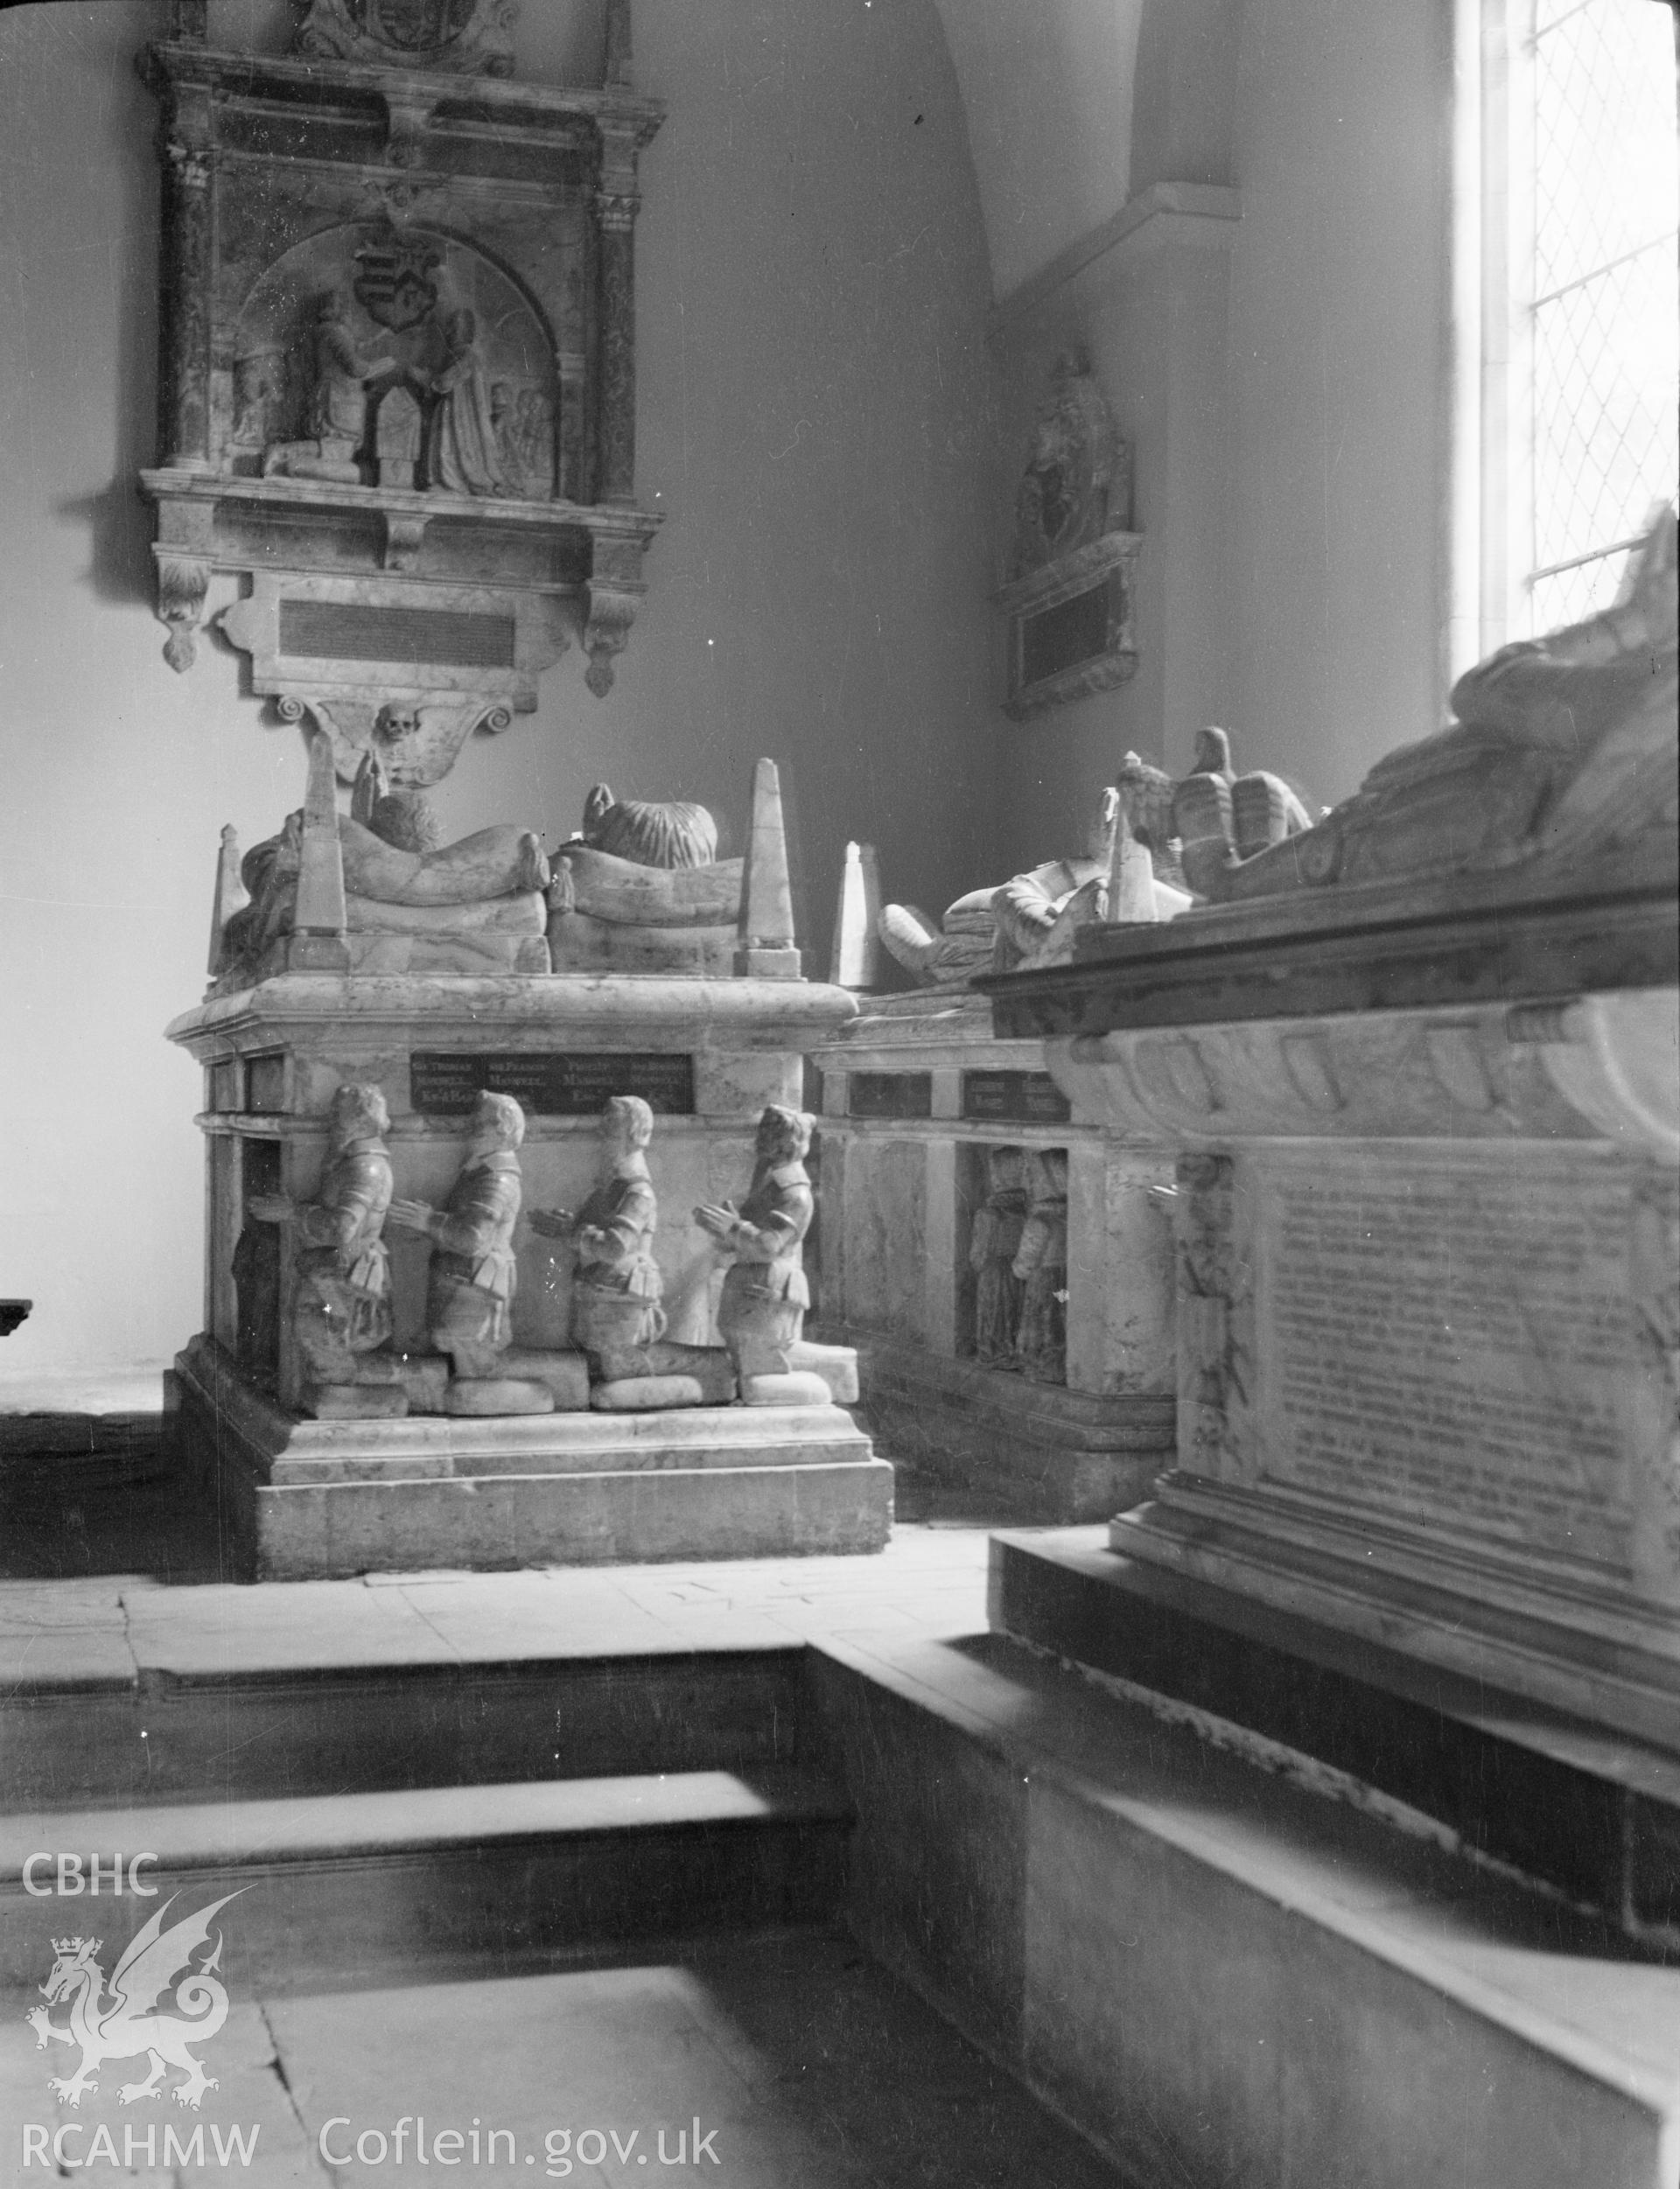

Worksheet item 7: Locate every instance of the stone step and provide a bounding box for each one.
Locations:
[990,1528,1680,1942]
[811,1626,1680,2189]
[4,1645,822,1812]
[0,1766,850,1990]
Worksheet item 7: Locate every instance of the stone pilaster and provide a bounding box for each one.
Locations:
[157,87,214,475]
[594,145,640,505]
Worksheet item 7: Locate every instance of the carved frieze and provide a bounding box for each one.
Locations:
[136,12,664,726]
[1045,990,1680,1154]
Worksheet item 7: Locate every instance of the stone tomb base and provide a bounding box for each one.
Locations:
[175,1337,892,1581]
[836,1331,1173,1523]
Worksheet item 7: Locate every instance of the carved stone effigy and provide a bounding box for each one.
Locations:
[986,508,1680,1834]
[696,1107,830,1406]
[526,1097,734,1410]
[969,1146,1027,1368]
[214,730,550,984]
[878,771,1190,991]
[1012,1150,1069,1385]
[171,736,888,1577]
[1172,507,1679,908]
[242,1081,401,1417]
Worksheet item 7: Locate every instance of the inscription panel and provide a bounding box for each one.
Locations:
[1020,577,1112,688]
[410,1051,695,1117]
[279,601,517,668]
[848,1072,934,1121]
[1255,1156,1640,1569]
[962,1069,1071,1125]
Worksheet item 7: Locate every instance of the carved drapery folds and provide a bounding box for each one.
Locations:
[136,17,664,710]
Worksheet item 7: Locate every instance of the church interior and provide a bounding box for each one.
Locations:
[1,0,1676,2183]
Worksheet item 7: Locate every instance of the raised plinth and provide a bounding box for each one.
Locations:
[830,1331,1172,1522]
[991,1529,1680,1945]
[176,1337,892,1580]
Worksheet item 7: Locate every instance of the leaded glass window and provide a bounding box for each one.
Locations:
[1502,0,1678,636]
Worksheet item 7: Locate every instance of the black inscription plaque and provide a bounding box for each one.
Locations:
[280,600,517,669]
[961,1069,1071,1124]
[847,1072,934,1120]
[410,1051,696,1117]
[1019,577,1112,688]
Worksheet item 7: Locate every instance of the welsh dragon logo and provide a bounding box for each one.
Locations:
[25,1892,243,2111]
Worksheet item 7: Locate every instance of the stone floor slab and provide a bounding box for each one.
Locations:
[259,1934,1128,2187]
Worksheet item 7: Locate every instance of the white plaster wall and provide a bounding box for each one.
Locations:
[934,0,1144,297]
[1222,0,1452,807]
[0,0,1005,1374]
[990,0,1452,874]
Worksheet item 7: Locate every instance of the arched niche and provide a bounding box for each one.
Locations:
[225,224,563,500]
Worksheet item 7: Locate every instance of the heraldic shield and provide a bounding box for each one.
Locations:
[354,233,444,334]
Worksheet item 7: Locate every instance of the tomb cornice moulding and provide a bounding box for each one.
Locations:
[164,976,861,1062]
[1038,987,1680,1157]
[141,40,666,149]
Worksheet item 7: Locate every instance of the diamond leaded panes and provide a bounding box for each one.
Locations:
[1526,0,1678,628]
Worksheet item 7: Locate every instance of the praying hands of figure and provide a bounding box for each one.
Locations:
[387,1197,438,1238]
[693,1199,745,1246]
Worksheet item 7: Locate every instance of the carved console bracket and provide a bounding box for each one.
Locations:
[273,692,514,795]
[136,21,665,714]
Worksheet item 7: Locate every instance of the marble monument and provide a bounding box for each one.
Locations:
[986,509,1680,1941]
[813,772,1186,1521]
[138,0,662,705]
[170,738,889,1580]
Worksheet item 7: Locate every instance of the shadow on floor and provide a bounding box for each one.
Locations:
[0,1927,1134,2188]
[0,1461,231,1584]
[884,1458,1032,1531]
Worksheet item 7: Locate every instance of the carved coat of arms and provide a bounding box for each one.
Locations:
[292,0,516,74]
[365,0,476,49]
[25,1893,242,2112]
[354,232,443,333]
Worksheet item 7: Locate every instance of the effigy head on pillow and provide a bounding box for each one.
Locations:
[578,784,719,870]
[547,759,800,979]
